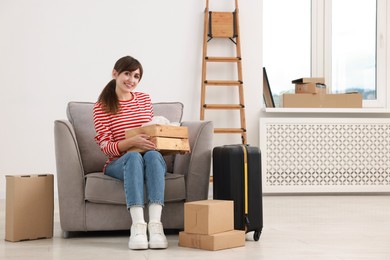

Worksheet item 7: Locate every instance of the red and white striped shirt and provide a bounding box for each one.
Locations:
[93,92,154,170]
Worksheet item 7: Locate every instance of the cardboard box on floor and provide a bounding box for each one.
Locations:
[184,200,234,235]
[125,124,190,155]
[282,93,362,108]
[180,200,245,251]
[179,230,245,251]
[5,174,54,242]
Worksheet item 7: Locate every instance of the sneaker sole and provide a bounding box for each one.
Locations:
[129,242,148,250]
[149,242,168,249]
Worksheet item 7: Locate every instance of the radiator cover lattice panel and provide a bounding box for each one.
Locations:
[260,118,390,193]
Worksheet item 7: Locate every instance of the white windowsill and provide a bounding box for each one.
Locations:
[263,107,390,113]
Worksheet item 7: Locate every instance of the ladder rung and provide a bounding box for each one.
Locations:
[205,56,241,62]
[204,80,242,85]
[203,104,244,109]
[214,128,246,134]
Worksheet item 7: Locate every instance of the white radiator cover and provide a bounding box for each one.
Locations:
[259,118,390,193]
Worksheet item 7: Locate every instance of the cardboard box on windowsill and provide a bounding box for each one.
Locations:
[295,82,327,94]
[281,93,362,108]
[125,124,190,155]
[5,174,54,242]
[292,77,326,94]
[292,77,325,85]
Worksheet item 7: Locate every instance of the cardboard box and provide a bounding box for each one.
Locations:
[295,83,327,94]
[5,174,54,242]
[293,77,326,94]
[184,200,234,235]
[125,124,190,155]
[292,77,325,84]
[282,93,362,108]
[179,230,245,251]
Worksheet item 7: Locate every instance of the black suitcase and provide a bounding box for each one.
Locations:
[212,144,263,241]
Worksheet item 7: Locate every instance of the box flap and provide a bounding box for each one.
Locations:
[292,77,325,84]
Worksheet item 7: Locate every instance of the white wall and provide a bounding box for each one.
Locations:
[0,0,262,198]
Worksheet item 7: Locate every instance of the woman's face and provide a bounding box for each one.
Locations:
[113,68,141,95]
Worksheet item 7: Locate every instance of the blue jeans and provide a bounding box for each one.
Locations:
[105,151,166,209]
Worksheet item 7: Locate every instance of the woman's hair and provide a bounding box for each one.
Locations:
[98,56,143,114]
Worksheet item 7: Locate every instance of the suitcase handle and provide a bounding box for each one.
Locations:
[241,145,249,216]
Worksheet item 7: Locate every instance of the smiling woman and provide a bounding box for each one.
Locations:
[93,55,168,250]
[97,56,144,114]
[113,70,142,100]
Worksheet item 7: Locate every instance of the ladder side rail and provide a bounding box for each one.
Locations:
[200,4,210,120]
[233,5,247,144]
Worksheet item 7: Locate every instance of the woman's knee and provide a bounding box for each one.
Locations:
[123,152,142,160]
[122,152,144,180]
[144,150,164,161]
[144,151,167,175]
[122,152,143,165]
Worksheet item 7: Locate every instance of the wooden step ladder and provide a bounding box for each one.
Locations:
[200,0,247,144]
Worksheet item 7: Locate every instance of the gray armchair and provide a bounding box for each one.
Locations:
[54,102,213,237]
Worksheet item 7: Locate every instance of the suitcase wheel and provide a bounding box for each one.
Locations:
[254,231,261,241]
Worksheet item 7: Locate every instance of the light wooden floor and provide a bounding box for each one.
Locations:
[1,195,390,260]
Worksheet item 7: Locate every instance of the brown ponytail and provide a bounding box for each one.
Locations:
[98,79,118,114]
[97,56,143,114]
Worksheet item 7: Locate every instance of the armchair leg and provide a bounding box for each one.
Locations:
[62,231,71,238]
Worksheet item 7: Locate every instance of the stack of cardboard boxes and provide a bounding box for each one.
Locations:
[282,77,362,108]
[179,200,245,251]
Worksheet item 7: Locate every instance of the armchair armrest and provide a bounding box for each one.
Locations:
[174,120,214,202]
[54,120,87,231]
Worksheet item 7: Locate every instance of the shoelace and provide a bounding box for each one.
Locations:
[133,223,146,235]
[148,223,163,234]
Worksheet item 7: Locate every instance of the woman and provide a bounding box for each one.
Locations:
[93,56,168,250]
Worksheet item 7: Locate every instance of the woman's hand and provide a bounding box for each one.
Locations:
[131,134,157,150]
[118,134,156,152]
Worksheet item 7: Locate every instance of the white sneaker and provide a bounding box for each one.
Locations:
[129,222,148,250]
[148,222,168,249]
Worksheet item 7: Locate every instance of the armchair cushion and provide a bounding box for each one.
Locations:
[84,173,186,205]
